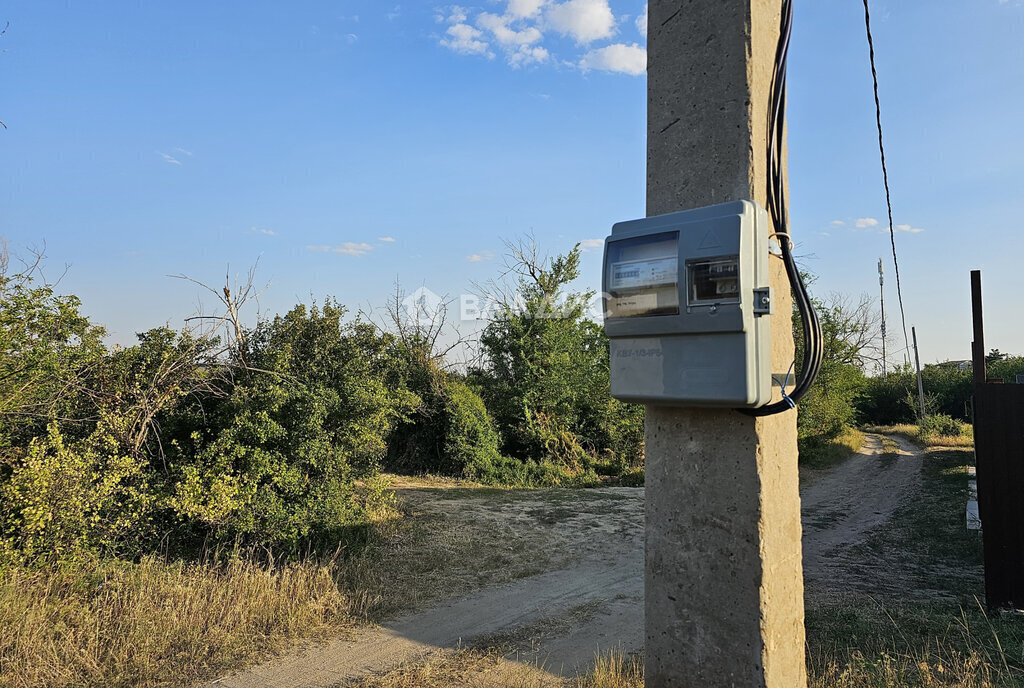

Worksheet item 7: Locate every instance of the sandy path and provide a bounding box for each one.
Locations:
[801,433,923,589]
[215,433,923,686]
[214,488,644,687]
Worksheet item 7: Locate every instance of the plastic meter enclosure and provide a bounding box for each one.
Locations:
[602,200,773,407]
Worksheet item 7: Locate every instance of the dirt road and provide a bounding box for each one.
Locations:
[216,487,645,687]
[216,433,923,687]
[801,433,923,598]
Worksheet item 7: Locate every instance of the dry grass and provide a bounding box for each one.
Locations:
[342,648,642,688]
[0,483,566,688]
[800,426,865,471]
[575,651,643,688]
[810,650,995,687]
[806,601,1024,688]
[342,649,559,688]
[0,554,355,688]
[868,423,975,448]
[802,446,1024,687]
[880,435,902,455]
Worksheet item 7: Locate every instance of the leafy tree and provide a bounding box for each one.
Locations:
[796,291,875,444]
[0,251,106,448]
[986,349,1008,366]
[990,355,1024,383]
[472,240,643,470]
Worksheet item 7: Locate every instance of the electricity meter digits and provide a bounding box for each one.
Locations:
[603,200,773,407]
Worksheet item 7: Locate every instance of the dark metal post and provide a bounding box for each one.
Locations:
[971,270,986,386]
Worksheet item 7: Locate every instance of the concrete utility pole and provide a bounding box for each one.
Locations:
[645,1,806,686]
[912,326,927,419]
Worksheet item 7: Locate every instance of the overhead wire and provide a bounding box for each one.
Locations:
[862,0,912,363]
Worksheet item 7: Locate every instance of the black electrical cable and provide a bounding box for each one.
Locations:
[741,0,824,417]
[862,0,911,361]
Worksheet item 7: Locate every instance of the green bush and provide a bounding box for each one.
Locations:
[440,379,506,479]
[857,371,918,425]
[0,422,153,561]
[163,302,405,549]
[385,368,507,479]
[920,413,968,438]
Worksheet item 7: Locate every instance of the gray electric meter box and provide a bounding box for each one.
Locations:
[603,200,773,407]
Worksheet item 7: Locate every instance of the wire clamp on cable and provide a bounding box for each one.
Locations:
[774,361,797,409]
[768,232,795,258]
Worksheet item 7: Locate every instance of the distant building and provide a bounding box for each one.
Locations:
[931,359,972,371]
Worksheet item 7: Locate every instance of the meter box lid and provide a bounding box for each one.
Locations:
[602,200,773,407]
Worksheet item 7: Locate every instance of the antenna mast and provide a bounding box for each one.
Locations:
[879,258,887,378]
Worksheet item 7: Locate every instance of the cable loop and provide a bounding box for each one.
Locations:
[739,0,824,418]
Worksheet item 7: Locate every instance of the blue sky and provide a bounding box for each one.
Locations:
[2,0,1022,365]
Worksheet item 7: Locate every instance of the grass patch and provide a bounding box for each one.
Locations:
[805,600,1024,687]
[880,436,901,456]
[340,648,556,688]
[577,650,643,688]
[342,647,642,688]
[0,482,570,687]
[801,445,1024,686]
[868,422,975,448]
[800,427,865,469]
[0,553,357,688]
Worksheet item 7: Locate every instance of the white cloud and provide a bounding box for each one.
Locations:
[546,0,616,44]
[509,45,549,66]
[441,21,492,57]
[173,147,194,157]
[579,43,646,75]
[157,151,182,165]
[334,242,374,256]
[251,226,275,236]
[636,3,647,37]
[895,224,924,234]
[466,251,495,262]
[445,6,468,23]
[470,12,548,66]
[855,217,879,228]
[830,220,846,226]
[508,0,547,18]
[306,242,375,256]
[580,238,604,252]
[439,0,640,73]
[378,236,396,242]
[478,12,542,46]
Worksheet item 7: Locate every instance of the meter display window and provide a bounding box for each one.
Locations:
[687,256,740,306]
[605,231,680,318]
